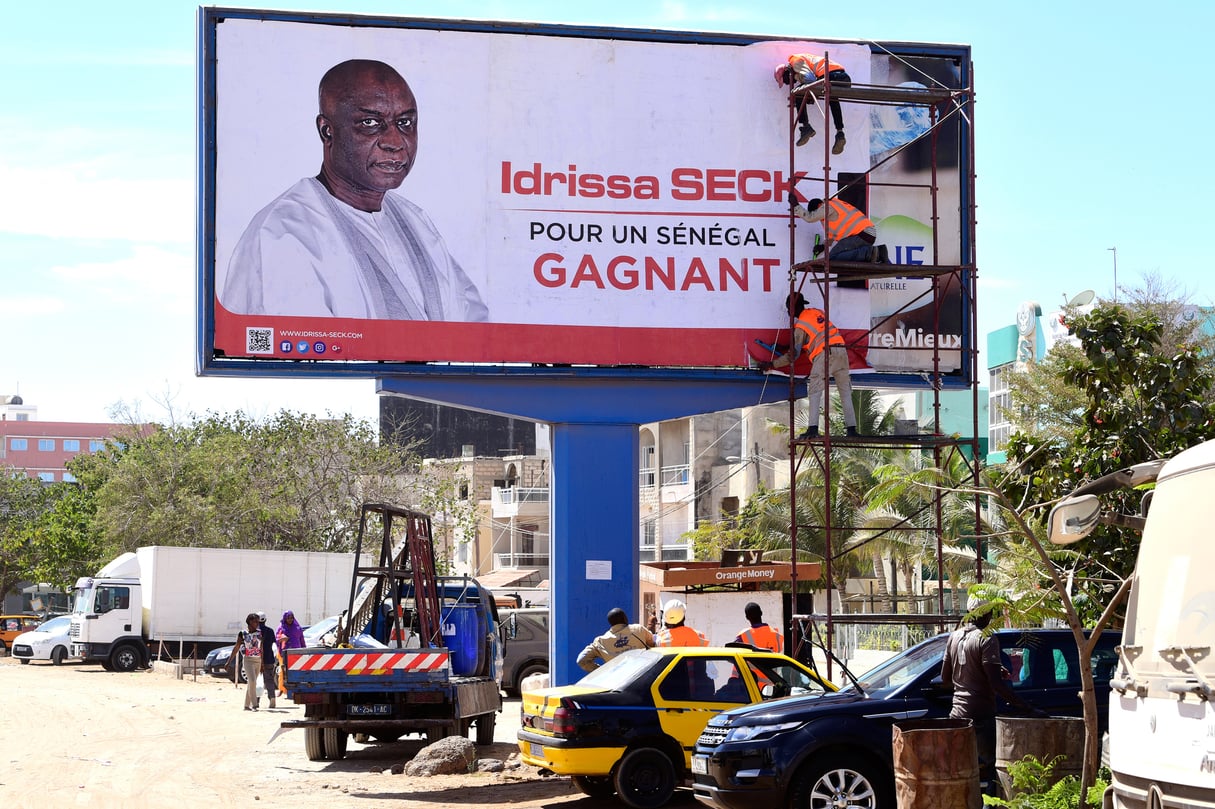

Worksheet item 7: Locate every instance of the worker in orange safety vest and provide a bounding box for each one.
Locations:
[761,293,860,440]
[656,599,709,647]
[733,602,783,654]
[773,53,852,152]
[789,192,889,264]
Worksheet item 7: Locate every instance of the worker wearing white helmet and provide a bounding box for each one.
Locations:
[656,599,709,647]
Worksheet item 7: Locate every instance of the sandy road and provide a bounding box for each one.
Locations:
[0,655,633,809]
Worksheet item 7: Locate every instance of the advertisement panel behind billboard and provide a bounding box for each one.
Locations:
[201,10,971,381]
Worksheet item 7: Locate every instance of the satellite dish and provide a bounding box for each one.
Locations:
[1066,290,1095,307]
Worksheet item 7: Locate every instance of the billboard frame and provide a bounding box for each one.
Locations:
[196,6,975,391]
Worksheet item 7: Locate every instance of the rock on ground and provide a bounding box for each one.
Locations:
[403,735,477,776]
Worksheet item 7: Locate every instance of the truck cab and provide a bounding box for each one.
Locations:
[1049,441,1215,808]
[69,567,147,672]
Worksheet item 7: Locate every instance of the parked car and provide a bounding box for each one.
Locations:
[519,645,836,808]
[0,614,43,654]
[499,607,549,696]
[691,628,1120,809]
[11,615,73,665]
[203,615,341,681]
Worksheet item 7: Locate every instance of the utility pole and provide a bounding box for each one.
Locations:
[1108,247,1118,302]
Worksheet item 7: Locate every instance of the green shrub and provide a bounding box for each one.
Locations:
[982,755,1108,809]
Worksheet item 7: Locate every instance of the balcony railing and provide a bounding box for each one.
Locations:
[660,464,690,486]
[494,553,550,568]
[494,486,549,505]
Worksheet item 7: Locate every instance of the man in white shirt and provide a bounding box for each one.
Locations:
[222,59,487,322]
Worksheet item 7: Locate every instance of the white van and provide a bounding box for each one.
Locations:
[1049,440,1215,809]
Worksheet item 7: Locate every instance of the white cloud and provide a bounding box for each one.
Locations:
[0,162,192,244]
[0,295,66,317]
[50,244,193,303]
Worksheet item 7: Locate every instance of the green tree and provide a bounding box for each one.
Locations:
[50,411,421,563]
[0,474,51,602]
[1000,301,1215,615]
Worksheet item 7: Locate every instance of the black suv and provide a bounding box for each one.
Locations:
[691,629,1120,809]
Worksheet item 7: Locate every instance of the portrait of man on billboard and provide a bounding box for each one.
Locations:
[221,59,488,322]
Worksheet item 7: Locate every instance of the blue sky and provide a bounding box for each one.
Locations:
[2,0,1209,424]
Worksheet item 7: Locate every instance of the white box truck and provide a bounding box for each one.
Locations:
[1048,440,1215,809]
[69,546,357,672]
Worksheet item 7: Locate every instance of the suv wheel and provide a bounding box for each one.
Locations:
[790,753,891,809]
[614,746,677,809]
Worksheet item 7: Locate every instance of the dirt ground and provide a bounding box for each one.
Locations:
[0,655,699,809]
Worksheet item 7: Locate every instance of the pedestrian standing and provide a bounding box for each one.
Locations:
[276,610,306,654]
[257,611,278,708]
[941,594,1040,796]
[228,613,265,711]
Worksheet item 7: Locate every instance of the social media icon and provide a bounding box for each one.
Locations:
[330,344,342,354]
[313,341,326,354]
[296,341,310,354]
[279,340,293,353]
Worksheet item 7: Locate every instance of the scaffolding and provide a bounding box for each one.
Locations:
[774,53,983,672]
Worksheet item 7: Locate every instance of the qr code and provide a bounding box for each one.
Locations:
[245,327,274,355]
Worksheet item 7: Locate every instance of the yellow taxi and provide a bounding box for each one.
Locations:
[517,645,834,808]
[0,615,43,654]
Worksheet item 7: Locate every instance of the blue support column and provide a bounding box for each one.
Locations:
[376,373,790,687]
[549,422,639,686]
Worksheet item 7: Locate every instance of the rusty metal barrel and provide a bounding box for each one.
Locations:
[893,718,981,809]
[996,716,1085,798]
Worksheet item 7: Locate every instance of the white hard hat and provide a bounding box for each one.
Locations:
[663,599,686,625]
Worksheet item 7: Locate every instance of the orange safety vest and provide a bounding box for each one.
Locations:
[790,54,845,79]
[658,625,709,647]
[737,625,783,654]
[794,307,845,361]
[823,199,874,242]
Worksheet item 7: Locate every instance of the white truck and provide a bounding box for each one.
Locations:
[1048,439,1215,809]
[69,546,356,672]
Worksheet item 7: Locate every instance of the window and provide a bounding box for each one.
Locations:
[38,472,56,483]
[89,440,105,452]
[38,439,55,451]
[63,439,80,452]
[10,438,27,451]
[62,472,77,483]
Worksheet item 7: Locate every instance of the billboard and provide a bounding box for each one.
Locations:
[199,9,972,383]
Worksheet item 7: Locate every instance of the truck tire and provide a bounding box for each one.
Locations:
[614,746,677,809]
[304,727,327,761]
[425,726,449,744]
[100,659,114,671]
[475,713,496,745]
[111,644,143,673]
[324,728,348,759]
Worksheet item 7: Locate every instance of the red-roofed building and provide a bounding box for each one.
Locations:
[0,395,149,483]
